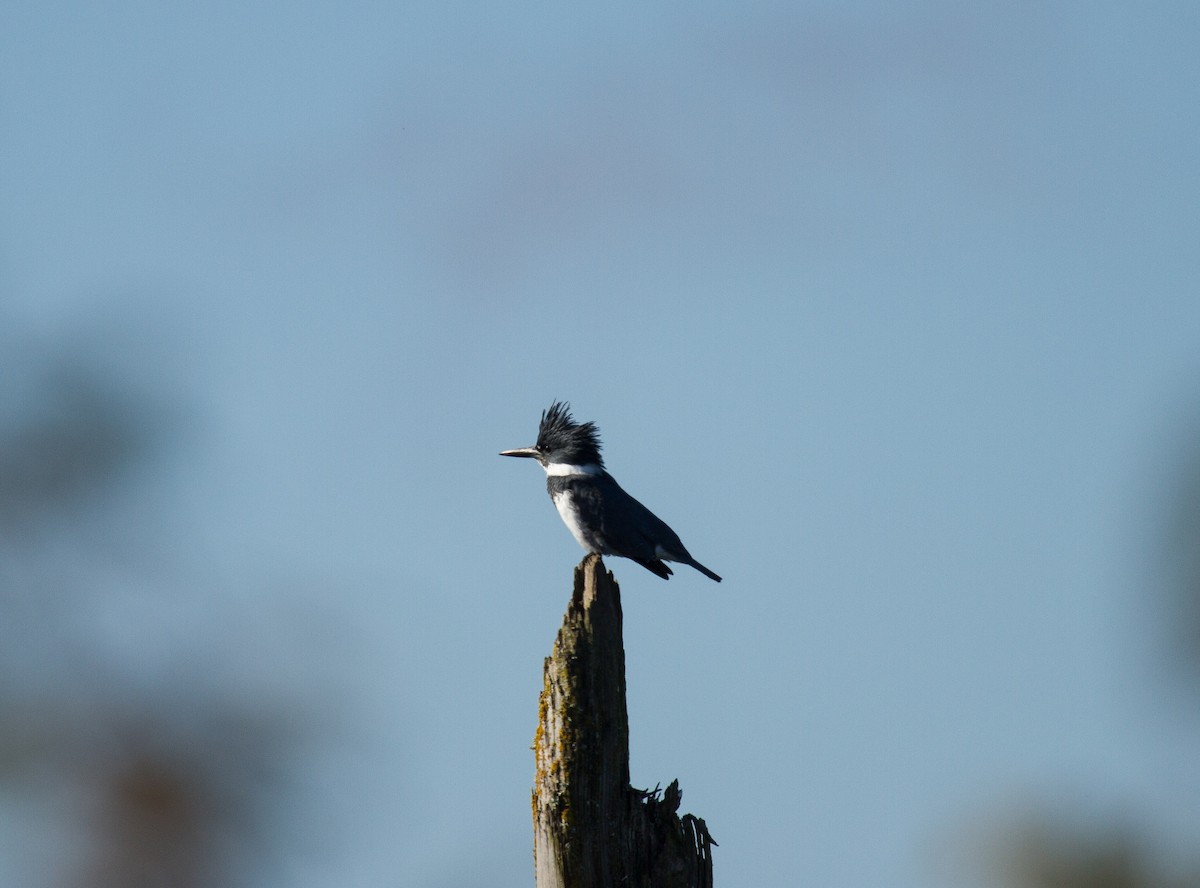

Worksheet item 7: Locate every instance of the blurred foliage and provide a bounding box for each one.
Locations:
[0,334,304,888]
[997,816,1200,888]
[63,709,298,888]
[987,407,1200,888]
[0,360,157,530]
[1164,426,1200,691]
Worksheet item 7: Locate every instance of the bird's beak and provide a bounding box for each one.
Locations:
[499,447,540,459]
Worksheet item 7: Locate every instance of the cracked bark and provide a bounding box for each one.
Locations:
[533,554,716,888]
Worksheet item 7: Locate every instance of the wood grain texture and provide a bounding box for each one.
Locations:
[533,554,715,888]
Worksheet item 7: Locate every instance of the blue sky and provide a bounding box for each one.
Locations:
[2,2,1199,886]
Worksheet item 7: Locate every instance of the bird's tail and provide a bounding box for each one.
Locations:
[688,559,722,583]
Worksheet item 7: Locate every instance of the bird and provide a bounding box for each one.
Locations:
[501,401,721,582]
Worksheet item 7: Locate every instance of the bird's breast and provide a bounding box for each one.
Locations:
[551,489,599,553]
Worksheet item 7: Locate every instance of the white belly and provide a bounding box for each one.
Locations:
[552,490,597,552]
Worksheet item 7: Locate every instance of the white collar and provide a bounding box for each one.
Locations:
[544,462,604,477]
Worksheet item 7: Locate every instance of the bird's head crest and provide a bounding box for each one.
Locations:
[536,401,603,465]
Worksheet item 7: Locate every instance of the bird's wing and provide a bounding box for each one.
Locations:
[592,476,688,561]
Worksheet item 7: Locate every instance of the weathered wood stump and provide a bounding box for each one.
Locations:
[533,553,715,888]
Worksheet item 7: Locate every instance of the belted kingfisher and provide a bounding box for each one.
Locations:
[501,401,721,582]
